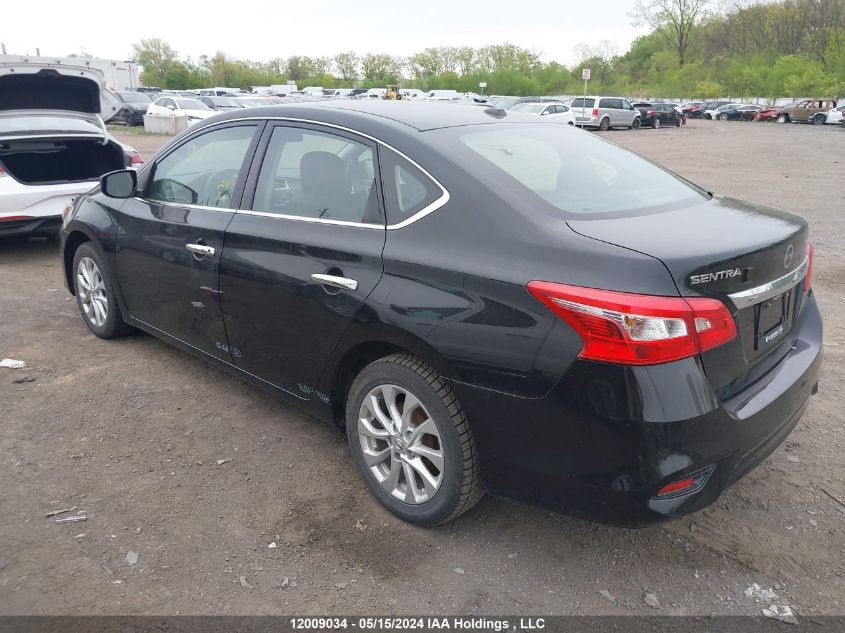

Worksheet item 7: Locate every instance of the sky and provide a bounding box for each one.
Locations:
[1,0,650,66]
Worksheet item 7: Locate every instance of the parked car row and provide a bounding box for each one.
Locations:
[681,99,842,126]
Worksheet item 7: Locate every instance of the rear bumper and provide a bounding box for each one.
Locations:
[0,178,95,236]
[0,214,62,236]
[451,293,823,527]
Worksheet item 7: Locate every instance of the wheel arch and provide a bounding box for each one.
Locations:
[62,227,97,295]
[321,325,459,427]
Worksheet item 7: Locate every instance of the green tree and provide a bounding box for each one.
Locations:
[361,54,402,83]
[694,79,724,98]
[131,38,178,86]
[631,0,709,66]
[333,52,359,82]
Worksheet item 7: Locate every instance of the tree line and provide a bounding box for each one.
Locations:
[132,0,845,98]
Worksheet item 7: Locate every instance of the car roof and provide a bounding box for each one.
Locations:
[200,100,545,134]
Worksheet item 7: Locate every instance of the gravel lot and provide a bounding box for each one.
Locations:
[1,120,843,616]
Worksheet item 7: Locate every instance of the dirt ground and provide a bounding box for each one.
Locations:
[1,120,843,617]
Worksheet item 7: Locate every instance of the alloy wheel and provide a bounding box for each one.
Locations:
[77,256,108,328]
[357,384,443,504]
[654,118,661,129]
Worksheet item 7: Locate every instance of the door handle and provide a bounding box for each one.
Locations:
[311,273,358,291]
[186,243,215,257]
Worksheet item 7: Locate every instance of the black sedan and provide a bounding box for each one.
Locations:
[632,102,682,128]
[716,104,765,121]
[114,91,152,125]
[59,102,822,527]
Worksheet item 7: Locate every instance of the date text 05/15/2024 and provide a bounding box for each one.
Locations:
[289,617,547,631]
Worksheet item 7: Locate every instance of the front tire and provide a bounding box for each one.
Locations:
[777,114,789,123]
[812,114,826,125]
[72,243,133,339]
[718,113,728,121]
[346,354,483,527]
[631,118,641,129]
[653,118,661,129]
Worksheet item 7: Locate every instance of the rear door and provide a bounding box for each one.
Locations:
[115,122,262,359]
[218,122,386,397]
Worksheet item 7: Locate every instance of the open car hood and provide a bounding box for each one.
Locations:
[0,61,120,120]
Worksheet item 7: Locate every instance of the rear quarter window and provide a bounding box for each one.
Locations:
[380,150,444,225]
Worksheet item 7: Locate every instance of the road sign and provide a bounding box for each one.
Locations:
[479,82,487,88]
[582,68,591,81]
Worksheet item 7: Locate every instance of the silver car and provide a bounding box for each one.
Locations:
[570,96,641,130]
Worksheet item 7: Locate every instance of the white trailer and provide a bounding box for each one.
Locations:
[0,54,140,91]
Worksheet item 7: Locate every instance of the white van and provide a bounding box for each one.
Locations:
[425,90,459,101]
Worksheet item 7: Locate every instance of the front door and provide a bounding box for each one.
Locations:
[115,123,262,359]
[219,122,386,397]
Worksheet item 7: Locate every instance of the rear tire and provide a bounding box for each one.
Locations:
[599,117,610,131]
[718,113,728,121]
[122,109,133,126]
[675,117,681,127]
[346,354,483,527]
[72,242,134,339]
[653,118,661,129]
[777,114,789,124]
[812,114,826,125]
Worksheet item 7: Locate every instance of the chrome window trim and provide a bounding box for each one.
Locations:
[235,208,383,229]
[727,255,809,308]
[136,115,450,230]
[132,198,236,214]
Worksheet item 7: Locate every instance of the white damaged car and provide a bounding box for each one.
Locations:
[0,61,140,237]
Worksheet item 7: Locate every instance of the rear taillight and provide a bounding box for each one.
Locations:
[129,153,144,166]
[647,110,655,116]
[591,107,599,117]
[804,241,814,293]
[526,282,737,365]
[0,162,6,177]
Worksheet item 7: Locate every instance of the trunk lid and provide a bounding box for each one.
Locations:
[0,61,120,127]
[568,195,810,398]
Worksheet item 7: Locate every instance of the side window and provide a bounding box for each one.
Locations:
[160,98,174,109]
[251,126,379,223]
[380,150,443,225]
[621,100,634,110]
[147,125,256,208]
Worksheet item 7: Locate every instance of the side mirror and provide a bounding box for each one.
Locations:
[101,169,137,199]
[167,104,175,110]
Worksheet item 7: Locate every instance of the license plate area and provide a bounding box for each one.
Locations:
[754,288,795,350]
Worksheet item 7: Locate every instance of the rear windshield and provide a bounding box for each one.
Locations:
[118,92,150,103]
[570,98,596,108]
[450,125,707,218]
[511,103,546,114]
[212,97,242,107]
[176,98,211,110]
